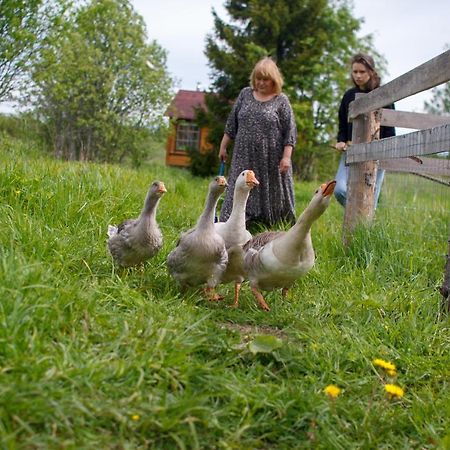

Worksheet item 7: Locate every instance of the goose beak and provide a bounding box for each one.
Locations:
[245,170,260,187]
[158,182,167,194]
[321,180,336,197]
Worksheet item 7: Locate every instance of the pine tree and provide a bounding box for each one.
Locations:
[199,0,375,179]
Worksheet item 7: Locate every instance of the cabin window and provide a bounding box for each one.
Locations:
[175,122,200,152]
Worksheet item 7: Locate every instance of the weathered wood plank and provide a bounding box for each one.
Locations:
[346,123,450,163]
[349,50,450,119]
[378,108,450,130]
[380,156,450,176]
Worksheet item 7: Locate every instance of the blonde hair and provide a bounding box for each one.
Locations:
[250,58,283,95]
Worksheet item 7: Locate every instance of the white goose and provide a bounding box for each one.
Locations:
[167,176,228,301]
[214,169,259,307]
[107,181,167,267]
[243,180,336,311]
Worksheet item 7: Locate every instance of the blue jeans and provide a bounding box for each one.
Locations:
[334,154,385,208]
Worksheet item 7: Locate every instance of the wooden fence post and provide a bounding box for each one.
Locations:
[343,94,380,245]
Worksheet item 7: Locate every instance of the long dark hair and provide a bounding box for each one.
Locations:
[351,53,381,91]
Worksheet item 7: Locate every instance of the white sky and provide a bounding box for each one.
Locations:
[133,0,450,114]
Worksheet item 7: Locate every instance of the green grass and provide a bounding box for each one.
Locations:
[1,136,449,449]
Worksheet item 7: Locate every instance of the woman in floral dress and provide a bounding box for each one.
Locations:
[218,57,297,228]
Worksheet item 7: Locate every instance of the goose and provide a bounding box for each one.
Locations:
[214,169,259,307]
[243,180,336,311]
[107,181,167,267]
[167,176,228,301]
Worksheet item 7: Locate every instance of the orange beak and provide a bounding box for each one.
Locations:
[245,170,260,187]
[158,182,167,194]
[321,180,336,197]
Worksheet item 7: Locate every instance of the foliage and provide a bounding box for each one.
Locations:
[187,145,220,177]
[0,0,64,102]
[424,82,450,115]
[424,45,450,115]
[27,0,173,163]
[0,111,45,146]
[0,138,449,447]
[199,0,381,180]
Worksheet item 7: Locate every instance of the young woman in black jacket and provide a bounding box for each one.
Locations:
[334,53,395,207]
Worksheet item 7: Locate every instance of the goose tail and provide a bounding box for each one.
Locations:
[107,225,118,238]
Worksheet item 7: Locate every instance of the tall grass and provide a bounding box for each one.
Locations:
[0,136,449,449]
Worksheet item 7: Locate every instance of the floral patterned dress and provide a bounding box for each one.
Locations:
[219,87,297,226]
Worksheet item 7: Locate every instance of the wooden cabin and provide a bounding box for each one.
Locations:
[165,89,212,167]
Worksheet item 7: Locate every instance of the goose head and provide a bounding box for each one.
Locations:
[306,179,336,220]
[211,175,228,196]
[151,180,167,197]
[144,180,167,203]
[141,181,167,215]
[236,169,260,191]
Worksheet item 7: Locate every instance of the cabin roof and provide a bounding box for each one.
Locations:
[165,89,207,120]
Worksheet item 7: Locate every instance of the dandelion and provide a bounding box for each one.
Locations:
[324,384,341,399]
[384,384,404,399]
[387,369,397,377]
[373,358,396,372]
[131,414,140,421]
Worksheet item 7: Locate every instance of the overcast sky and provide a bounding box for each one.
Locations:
[133,0,449,114]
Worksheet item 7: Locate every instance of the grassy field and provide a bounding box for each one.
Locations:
[1,135,449,449]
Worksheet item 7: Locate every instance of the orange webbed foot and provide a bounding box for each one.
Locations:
[251,286,270,311]
[204,287,224,302]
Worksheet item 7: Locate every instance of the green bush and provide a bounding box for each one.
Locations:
[187,146,220,177]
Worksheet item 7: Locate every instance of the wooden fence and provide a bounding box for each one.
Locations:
[343,49,450,311]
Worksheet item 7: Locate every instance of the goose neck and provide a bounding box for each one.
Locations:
[197,190,220,230]
[228,188,249,225]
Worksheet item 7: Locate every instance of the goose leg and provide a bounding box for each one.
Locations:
[204,287,224,302]
[251,286,270,311]
[231,282,242,308]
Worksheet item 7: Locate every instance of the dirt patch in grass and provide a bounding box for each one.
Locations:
[219,322,287,339]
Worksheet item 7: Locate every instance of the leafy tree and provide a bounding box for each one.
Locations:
[424,45,450,116]
[424,83,450,115]
[0,0,64,102]
[200,0,376,180]
[28,0,172,162]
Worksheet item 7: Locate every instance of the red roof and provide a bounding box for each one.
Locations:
[165,89,207,120]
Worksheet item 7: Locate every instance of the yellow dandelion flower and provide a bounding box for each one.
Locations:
[373,358,396,372]
[387,369,397,377]
[324,384,341,399]
[384,384,404,399]
[131,414,140,421]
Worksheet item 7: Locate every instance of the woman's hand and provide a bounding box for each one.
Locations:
[219,133,231,161]
[279,145,293,173]
[279,156,291,173]
[335,142,347,152]
[218,147,228,162]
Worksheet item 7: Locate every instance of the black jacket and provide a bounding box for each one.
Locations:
[337,87,396,143]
